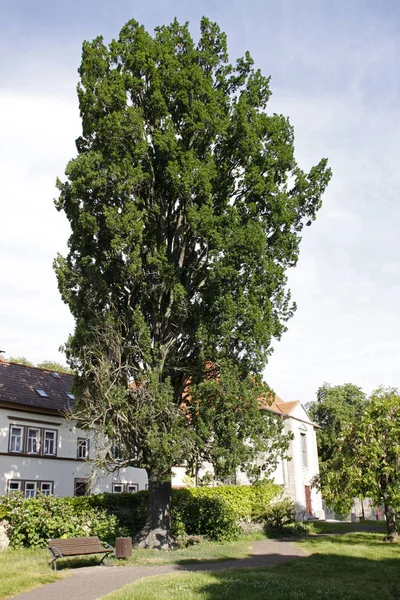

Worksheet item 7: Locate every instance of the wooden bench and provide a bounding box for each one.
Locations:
[48,536,114,570]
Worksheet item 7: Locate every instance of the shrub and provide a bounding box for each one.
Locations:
[254,494,296,531]
[0,493,118,548]
[172,490,240,541]
[176,481,280,522]
[0,481,281,548]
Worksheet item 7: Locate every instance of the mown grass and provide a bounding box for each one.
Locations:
[308,519,387,535]
[104,532,400,600]
[0,548,62,600]
[114,533,265,567]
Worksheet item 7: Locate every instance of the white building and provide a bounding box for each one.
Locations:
[0,360,324,519]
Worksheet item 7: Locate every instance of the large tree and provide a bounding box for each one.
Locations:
[319,389,400,541]
[54,17,331,548]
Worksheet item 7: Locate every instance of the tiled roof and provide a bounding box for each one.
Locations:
[0,361,74,413]
[0,360,301,418]
[259,392,300,416]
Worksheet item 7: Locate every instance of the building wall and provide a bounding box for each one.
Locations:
[0,408,148,496]
[284,409,325,519]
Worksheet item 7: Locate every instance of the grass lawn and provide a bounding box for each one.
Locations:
[308,519,387,535]
[0,548,62,600]
[104,532,400,600]
[116,533,266,567]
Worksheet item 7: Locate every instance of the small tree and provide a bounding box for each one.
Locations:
[321,388,400,541]
[308,383,366,504]
[54,17,331,548]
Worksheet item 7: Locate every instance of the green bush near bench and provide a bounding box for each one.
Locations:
[0,481,281,548]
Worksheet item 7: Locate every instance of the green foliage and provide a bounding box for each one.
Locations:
[4,357,72,374]
[308,383,366,514]
[256,496,296,531]
[308,383,366,464]
[186,481,280,521]
[53,16,330,544]
[5,356,34,366]
[0,483,281,547]
[319,388,400,539]
[36,361,73,374]
[171,483,280,541]
[0,494,118,548]
[88,491,148,537]
[54,15,330,480]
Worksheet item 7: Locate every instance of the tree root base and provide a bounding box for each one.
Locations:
[133,528,172,550]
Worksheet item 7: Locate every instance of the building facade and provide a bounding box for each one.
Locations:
[0,360,324,519]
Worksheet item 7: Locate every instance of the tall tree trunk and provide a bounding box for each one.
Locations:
[383,499,398,542]
[134,472,172,549]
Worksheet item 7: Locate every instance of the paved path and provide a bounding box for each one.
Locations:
[12,539,307,600]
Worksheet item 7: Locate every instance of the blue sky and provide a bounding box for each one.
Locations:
[1,0,400,403]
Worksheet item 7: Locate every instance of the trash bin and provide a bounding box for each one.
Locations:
[115,537,132,559]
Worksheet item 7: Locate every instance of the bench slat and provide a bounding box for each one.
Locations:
[49,536,110,556]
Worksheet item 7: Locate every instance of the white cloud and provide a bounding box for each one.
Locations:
[264,91,400,402]
[0,91,79,363]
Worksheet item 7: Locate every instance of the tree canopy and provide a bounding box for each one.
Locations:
[308,383,366,464]
[318,388,400,541]
[4,356,72,374]
[54,16,331,547]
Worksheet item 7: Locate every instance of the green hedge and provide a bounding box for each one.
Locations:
[0,481,280,547]
[0,493,118,548]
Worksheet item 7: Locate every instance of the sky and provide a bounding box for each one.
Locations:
[1,0,400,404]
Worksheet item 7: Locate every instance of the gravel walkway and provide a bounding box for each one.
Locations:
[12,538,308,600]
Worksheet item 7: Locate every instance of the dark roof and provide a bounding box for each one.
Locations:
[0,361,75,413]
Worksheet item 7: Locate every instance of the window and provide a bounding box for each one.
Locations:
[43,430,56,456]
[8,425,57,456]
[51,372,61,379]
[27,428,40,454]
[8,480,22,493]
[40,482,53,496]
[8,479,53,498]
[111,441,123,461]
[25,482,37,499]
[65,391,75,400]
[126,484,138,494]
[300,433,308,468]
[9,426,23,453]
[112,483,124,494]
[77,438,89,459]
[74,478,89,497]
[35,388,48,398]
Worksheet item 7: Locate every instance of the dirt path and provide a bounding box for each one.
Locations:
[12,538,308,600]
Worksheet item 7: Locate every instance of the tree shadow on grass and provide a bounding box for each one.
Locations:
[52,555,106,570]
[193,554,400,600]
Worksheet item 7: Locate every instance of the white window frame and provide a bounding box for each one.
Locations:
[8,480,22,493]
[27,428,40,454]
[126,484,138,494]
[25,481,37,499]
[112,483,125,494]
[300,433,308,468]
[40,481,53,496]
[77,438,89,459]
[9,425,23,453]
[43,430,56,456]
